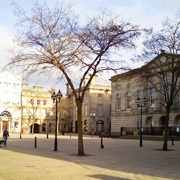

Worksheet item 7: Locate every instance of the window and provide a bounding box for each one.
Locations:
[43,100,47,105]
[84,104,88,116]
[30,108,33,115]
[98,94,103,99]
[14,122,18,128]
[150,88,156,107]
[49,124,52,132]
[137,90,143,109]
[70,108,73,118]
[36,109,40,116]
[138,90,143,99]
[84,120,88,132]
[126,92,132,110]
[30,99,34,104]
[4,82,9,88]
[37,100,40,105]
[98,105,103,116]
[23,99,27,105]
[23,108,27,115]
[42,123,46,132]
[116,94,121,111]
[13,83,19,89]
[43,109,46,116]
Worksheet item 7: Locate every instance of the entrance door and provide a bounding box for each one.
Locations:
[30,123,40,133]
[3,121,8,131]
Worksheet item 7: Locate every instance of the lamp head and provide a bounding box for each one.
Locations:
[51,92,56,101]
[57,90,63,101]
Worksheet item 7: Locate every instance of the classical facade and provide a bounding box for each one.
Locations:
[0,71,22,133]
[111,53,180,136]
[21,83,54,134]
[0,71,111,135]
[66,75,111,135]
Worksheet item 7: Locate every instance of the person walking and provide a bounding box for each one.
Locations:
[3,129,9,147]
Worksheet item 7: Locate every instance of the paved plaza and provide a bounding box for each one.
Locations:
[0,133,180,180]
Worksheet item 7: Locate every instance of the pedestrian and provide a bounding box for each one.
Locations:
[3,129,9,147]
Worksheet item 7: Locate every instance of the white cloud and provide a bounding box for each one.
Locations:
[0,26,14,70]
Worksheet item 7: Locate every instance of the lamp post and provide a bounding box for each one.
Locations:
[51,90,62,151]
[136,97,146,147]
[90,112,96,138]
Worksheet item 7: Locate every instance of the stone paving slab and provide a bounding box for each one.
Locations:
[0,133,180,180]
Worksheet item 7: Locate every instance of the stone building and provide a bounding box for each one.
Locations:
[66,75,111,135]
[21,83,54,134]
[111,53,180,136]
[0,71,22,133]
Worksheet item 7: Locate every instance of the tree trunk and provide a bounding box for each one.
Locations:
[163,106,171,151]
[77,100,85,156]
[32,119,35,135]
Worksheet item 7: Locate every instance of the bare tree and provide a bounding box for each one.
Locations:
[142,12,180,150]
[22,99,38,135]
[8,1,141,156]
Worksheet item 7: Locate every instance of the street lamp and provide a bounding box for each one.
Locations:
[90,112,96,138]
[136,97,147,147]
[51,90,62,151]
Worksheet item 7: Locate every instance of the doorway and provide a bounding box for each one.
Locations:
[3,121,8,131]
[30,123,40,133]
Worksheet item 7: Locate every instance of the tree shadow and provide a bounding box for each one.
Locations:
[87,174,130,180]
[1,134,180,180]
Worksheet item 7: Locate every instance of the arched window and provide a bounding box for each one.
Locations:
[42,123,46,132]
[175,115,180,125]
[49,123,52,132]
[96,120,104,132]
[159,116,166,127]
[84,120,88,132]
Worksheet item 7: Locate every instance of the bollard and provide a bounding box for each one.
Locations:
[20,133,22,139]
[172,136,174,146]
[101,137,104,149]
[35,137,37,148]
[70,132,71,138]
[47,133,48,139]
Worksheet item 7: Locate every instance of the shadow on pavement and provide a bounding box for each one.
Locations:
[88,174,130,180]
[1,133,180,180]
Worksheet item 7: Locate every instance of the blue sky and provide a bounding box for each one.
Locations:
[0,0,179,93]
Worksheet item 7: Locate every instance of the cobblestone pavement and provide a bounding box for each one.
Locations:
[0,133,179,180]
